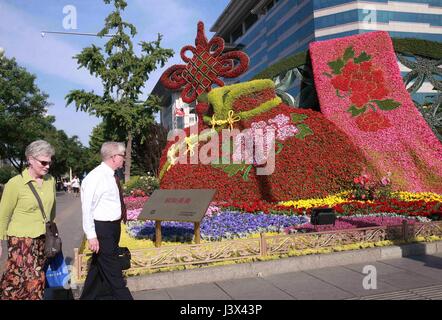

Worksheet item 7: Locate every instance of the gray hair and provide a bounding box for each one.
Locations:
[100,142,126,160]
[25,140,55,159]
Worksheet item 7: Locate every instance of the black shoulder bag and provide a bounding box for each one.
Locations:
[27,182,62,258]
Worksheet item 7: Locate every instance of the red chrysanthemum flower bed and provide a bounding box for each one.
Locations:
[232,88,276,113]
[159,102,371,202]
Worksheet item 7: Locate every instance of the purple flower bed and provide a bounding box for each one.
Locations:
[285,215,421,234]
[127,211,308,241]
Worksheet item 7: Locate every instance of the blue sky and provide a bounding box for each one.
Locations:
[0,0,230,145]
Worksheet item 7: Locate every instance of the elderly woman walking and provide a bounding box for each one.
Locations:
[0,140,56,300]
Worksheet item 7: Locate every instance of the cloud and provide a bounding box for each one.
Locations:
[0,2,101,91]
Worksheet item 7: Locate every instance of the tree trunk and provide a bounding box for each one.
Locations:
[125,132,132,182]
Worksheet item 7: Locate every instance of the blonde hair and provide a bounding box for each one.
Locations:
[25,140,55,159]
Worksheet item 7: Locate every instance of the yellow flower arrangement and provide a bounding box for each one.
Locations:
[393,192,442,202]
[278,192,359,209]
[278,191,442,209]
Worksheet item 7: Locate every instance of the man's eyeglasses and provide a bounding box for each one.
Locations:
[33,157,52,167]
[113,153,126,158]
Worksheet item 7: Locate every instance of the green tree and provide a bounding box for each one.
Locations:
[86,121,123,172]
[66,0,174,181]
[0,53,53,171]
[0,53,90,177]
[44,128,89,178]
[131,123,168,177]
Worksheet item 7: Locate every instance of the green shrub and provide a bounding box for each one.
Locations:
[123,175,159,197]
[0,166,17,184]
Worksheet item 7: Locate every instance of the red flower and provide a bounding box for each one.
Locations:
[330,75,350,91]
[370,86,389,100]
[342,61,359,76]
[355,110,392,132]
[350,91,370,107]
[331,58,389,107]
[160,104,370,202]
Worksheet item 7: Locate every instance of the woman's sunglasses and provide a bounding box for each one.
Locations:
[33,157,52,167]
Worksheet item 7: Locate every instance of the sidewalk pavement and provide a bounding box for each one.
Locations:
[131,252,442,300]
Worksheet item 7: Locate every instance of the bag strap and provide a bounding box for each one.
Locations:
[27,182,49,223]
[20,172,53,223]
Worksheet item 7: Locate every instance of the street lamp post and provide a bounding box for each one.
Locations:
[40,31,116,38]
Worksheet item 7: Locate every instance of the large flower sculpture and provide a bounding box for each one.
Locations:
[310,31,442,193]
[160,21,250,104]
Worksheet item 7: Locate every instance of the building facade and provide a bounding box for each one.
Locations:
[156,0,441,130]
[211,0,441,82]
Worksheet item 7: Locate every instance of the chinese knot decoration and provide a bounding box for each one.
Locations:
[160,21,250,104]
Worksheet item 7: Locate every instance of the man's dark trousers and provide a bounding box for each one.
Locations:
[80,220,133,300]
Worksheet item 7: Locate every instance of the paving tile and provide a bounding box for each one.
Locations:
[265,271,354,300]
[377,271,436,291]
[305,266,399,297]
[380,257,442,283]
[166,283,232,300]
[406,255,442,268]
[133,289,171,300]
[215,277,294,300]
[344,261,405,276]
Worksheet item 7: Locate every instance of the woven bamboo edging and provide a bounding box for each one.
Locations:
[73,220,442,282]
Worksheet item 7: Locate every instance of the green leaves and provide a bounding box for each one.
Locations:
[347,99,401,118]
[327,47,355,75]
[276,141,284,154]
[343,46,355,62]
[354,51,371,64]
[291,113,313,140]
[347,105,367,117]
[295,124,313,140]
[291,113,308,123]
[66,0,175,179]
[212,163,252,181]
[327,59,345,75]
[328,46,371,76]
[373,99,401,111]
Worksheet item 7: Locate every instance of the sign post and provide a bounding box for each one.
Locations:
[138,189,216,247]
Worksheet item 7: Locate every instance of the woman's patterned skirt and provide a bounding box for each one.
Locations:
[0,236,46,300]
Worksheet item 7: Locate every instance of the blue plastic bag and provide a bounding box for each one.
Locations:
[45,252,70,288]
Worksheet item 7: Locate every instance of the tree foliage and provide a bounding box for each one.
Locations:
[0,54,52,171]
[0,53,89,177]
[66,0,174,180]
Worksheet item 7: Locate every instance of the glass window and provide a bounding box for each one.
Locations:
[245,13,258,31]
[231,24,243,42]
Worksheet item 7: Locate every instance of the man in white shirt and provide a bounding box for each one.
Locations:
[79,141,133,300]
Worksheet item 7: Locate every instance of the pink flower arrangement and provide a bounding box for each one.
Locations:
[309,31,442,193]
[124,196,149,211]
[350,171,392,201]
[285,215,419,234]
[232,113,298,165]
[127,208,142,221]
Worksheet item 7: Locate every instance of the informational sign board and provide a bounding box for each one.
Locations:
[139,189,216,223]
